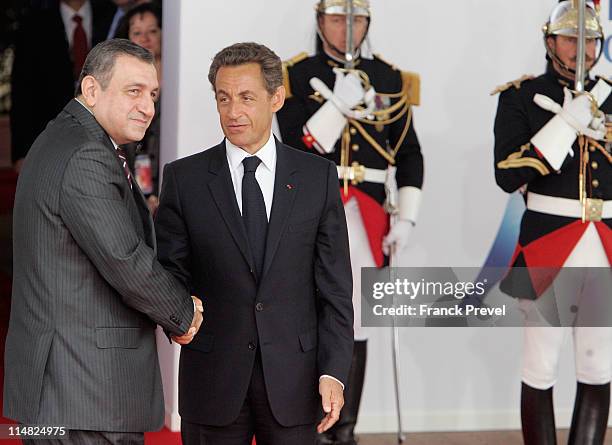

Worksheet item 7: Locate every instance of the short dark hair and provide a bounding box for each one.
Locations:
[75,38,154,96]
[114,3,162,40]
[208,42,282,95]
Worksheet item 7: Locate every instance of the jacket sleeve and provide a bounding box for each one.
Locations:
[315,161,354,385]
[154,162,193,291]
[494,88,552,193]
[59,141,194,336]
[389,71,424,189]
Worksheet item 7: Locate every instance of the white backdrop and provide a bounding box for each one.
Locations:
[157,0,612,433]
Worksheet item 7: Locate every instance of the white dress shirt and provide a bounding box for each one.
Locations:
[60,0,93,49]
[225,132,276,220]
[224,132,345,390]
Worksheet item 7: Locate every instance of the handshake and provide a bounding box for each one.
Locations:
[172,296,204,345]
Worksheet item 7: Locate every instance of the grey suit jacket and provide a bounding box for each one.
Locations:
[3,99,194,432]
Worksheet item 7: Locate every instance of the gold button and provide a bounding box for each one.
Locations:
[589,145,596,152]
[351,144,359,151]
[591,161,598,170]
[349,127,357,136]
[592,179,599,188]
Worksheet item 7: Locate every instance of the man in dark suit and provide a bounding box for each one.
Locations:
[155,42,354,445]
[3,39,202,445]
[10,0,115,172]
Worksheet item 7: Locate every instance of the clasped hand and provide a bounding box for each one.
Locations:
[172,296,203,345]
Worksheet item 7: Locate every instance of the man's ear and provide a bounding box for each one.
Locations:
[271,85,286,113]
[81,75,99,107]
[545,36,556,52]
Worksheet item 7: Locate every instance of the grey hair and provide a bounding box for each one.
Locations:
[75,38,154,96]
[208,42,282,95]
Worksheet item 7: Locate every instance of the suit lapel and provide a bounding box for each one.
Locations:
[261,140,298,278]
[131,180,156,251]
[207,142,255,271]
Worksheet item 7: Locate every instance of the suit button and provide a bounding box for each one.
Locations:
[248,342,256,350]
[592,179,599,188]
[351,144,359,152]
[349,127,357,136]
[591,161,598,170]
[255,302,264,312]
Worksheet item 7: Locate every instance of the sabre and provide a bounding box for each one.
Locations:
[345,0,356,69]
[574,0,587,92]
[390,244,406,444]
[574,0,588,221]
[385,168,406,444]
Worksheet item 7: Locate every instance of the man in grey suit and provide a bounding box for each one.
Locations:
[3,39,202,445]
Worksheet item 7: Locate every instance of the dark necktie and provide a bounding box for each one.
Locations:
[72,14,88,79]
[242,156,268,278]
[116,147,133,188]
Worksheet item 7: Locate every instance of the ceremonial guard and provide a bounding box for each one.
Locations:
[276,1,424,443]
[493,1,611,443]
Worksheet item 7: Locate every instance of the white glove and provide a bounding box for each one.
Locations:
[382,219,414,256]
[382,186,421,256]
[332,69,366,109]
[303,70,371,154]
[531,79,611,170]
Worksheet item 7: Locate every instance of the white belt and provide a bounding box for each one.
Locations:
[527,192,612,220]
[337,165,387,184]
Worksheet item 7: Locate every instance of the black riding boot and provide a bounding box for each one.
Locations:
[521,382,557,445]
[316,340,367,445]
[567,382,610,445]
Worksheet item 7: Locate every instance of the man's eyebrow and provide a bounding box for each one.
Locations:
[124,82,146,89]
[124,82,159,92]
[215,89,257,97]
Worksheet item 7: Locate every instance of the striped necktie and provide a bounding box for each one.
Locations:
[116,147,133,188]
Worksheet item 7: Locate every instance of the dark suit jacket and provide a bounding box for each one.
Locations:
[3,99,194,431]
[10,0,115,163]
[155,139,354,427]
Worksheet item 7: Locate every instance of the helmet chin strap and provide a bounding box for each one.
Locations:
[544,35,604,81]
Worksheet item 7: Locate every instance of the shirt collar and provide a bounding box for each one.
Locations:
[319,48,362,68]
[225,132,276,172]
[60,0,92,25]
[545,61,594,90]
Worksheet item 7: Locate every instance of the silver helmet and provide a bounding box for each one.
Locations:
[542,0,605,77]
[316,0,371,17]
[542,0,603,39]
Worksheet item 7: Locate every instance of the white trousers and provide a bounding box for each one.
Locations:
[344,197,377,341]
[521,223,612,389]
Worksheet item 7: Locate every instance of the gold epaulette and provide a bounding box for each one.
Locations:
[401,71,420,106]
[282,52,308,99]
[373,54,420,106]
[490,74,535,96]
